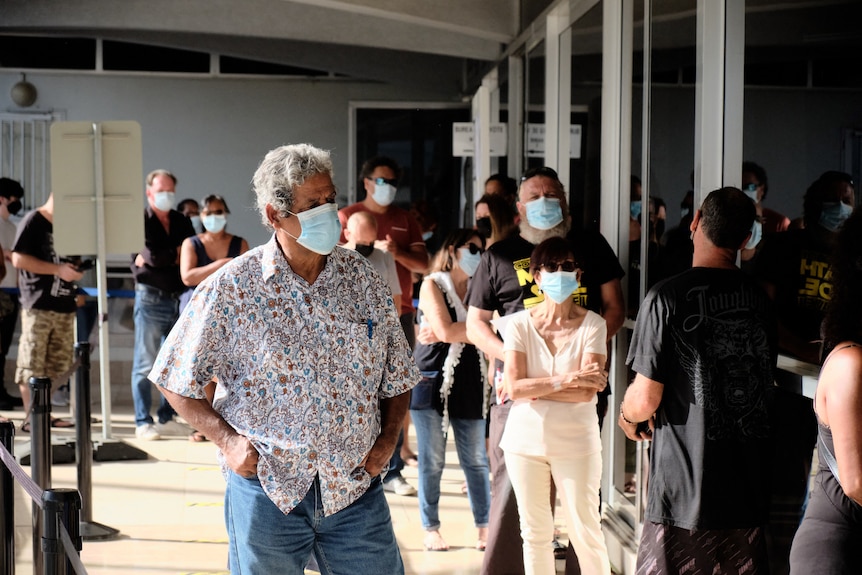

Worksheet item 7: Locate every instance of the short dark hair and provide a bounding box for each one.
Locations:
[0,177,23,199]
[485,173,518,197]
[528,236,576,277]
[176,198,199,214]
[699,187,756,249]
[822,206,862,350]
[803,171,854,227]
[742,161,769,198]
[359,156,402,182]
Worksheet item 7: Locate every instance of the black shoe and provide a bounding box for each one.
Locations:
[552,538,567,560]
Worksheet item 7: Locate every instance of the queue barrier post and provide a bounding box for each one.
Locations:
[73,342,119,540]
[0,420,14,575]
[29,376,53,575]
[41,488,81,575]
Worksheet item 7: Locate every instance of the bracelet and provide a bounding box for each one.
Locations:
[619,401,639,425]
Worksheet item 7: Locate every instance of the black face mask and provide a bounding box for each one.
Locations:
[355,243,375,258]
[6,200,21,215]
[476,217,492,238]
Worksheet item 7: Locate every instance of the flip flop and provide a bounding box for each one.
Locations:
[423,531,449,552]
[51,418,75,428]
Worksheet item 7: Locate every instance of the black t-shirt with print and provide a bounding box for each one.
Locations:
[627,267,777,530]
[13,210,77,313]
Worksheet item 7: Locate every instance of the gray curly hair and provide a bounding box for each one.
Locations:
[252,144,334,228]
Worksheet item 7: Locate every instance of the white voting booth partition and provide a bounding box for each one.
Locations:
[51,121,144,443]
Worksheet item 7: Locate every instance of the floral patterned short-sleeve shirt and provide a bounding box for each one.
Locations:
[149,236,419,516]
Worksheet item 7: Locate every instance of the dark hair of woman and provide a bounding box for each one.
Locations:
[528,236,577,277]
[430,228,485,273]
[821,206,862,354]
[475,193,517,242]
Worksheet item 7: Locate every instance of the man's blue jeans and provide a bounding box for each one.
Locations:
[410,408,490,530]
[226,472,404,575]
[131,284,179,426]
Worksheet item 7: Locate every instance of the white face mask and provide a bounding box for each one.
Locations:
[371,181,397,207]
[153,191,175,212]
[202,214,227,233]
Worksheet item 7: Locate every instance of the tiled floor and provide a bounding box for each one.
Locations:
[3,402,558,575]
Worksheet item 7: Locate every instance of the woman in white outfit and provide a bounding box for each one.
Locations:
[501,236,611,575]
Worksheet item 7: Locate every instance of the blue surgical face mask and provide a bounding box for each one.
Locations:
[819,201,853,232]
[202,214,227,234]
[421,231,433,241]
[745,220,762,250]
[743,186,759,204]
[153,191,175,212]
[372,182,397,207]
[189,215,203,234]
[286,203,342,255]
[458,246,482,277]
[680,207,690,219]
[539,270,580,304]
[525,197,563,230]
[630,200,642,220]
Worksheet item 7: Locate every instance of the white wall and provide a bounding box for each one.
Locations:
[0,72,437,249]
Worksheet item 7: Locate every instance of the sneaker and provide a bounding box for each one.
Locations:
[383,475,417,496]
[155,419,192,437]
[135,423,161,441]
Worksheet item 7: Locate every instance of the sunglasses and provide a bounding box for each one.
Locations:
[460,243,484,255]
[540,261,578,273]
[369,177,398,187]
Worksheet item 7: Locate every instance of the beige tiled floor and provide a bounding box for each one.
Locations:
[3,403,540,575]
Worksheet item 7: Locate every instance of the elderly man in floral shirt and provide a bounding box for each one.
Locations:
[150,143,419,575]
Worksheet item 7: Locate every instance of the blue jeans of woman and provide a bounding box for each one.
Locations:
[226,472,404,575]
[410,408,490,530]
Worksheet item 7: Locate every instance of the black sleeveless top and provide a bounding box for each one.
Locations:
[411,277,485,420]
[179,234,244,313]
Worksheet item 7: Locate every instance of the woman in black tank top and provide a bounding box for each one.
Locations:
[789,207,862,574]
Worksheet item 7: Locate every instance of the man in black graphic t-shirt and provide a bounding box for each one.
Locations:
[621,187,777,575]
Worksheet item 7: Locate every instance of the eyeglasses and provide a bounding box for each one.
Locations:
[460,243,484,255]
[540,261,578,273]
[520,166,559,182]
[369,177,398,187]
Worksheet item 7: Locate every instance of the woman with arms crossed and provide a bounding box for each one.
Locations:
[501,236,610,575]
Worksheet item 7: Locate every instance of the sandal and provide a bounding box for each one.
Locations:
[20,418,75,433]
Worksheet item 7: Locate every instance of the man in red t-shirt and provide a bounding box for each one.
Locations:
[339,156,428,496]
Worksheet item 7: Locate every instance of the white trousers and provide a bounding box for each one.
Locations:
[505,450,610,575]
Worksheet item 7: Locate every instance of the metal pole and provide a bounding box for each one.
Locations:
[41,489,80,575]
[93,122,114,440]
[74,342,93,521]
[0,420,14,575]
[74,341,119,540]
[30,376,53,575]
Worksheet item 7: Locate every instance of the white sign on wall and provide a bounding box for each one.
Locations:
[452,122,507,157]
[526,124,583,159]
